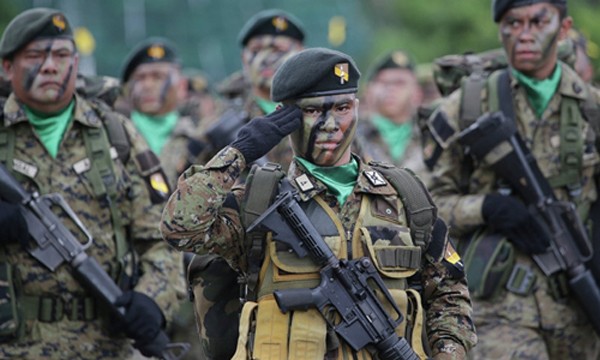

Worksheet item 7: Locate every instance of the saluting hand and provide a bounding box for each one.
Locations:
[230,104,302,164]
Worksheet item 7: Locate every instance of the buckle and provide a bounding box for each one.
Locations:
[506,264,536,296]
[70,297,97,321]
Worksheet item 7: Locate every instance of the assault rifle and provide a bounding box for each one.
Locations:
[0,164,190,360]
[458,111,600,335]
[247,180,422,360]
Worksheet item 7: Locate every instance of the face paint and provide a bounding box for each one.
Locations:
[290,94,358,166]
[129,62,181,115]
[499,3,564,78]
[5,38,78,113]
[242,35,302,91]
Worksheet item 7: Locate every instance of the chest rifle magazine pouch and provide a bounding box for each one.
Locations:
[0,261,24,342]
[460,229,516,300]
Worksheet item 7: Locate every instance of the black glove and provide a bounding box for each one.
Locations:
[114,291,165,357]
[482,194,549,254]
[0,202,28,244]
[230,105,302,164]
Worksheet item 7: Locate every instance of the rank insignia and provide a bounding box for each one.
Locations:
[295,174,314,192]
[52,15,66,32]
[334,63,349,84]
[150,172,169,196]
[272,16,288,32]
[363,170,386,186]
[147,45,165,59]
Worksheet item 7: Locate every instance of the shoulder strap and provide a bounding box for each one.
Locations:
[0,98,13,167]
[240,162,285,301]
[459,72,486,130]
[87,99,131,164]
[370,163,437,250]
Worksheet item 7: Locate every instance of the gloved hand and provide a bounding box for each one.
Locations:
[0,202,28,244]
[230,104,302,164]
[114,291,165,357]
[482,193,549,254]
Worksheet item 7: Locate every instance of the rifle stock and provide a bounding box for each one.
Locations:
[0,164,190,360]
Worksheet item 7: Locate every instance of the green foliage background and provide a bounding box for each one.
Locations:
[1,0,599,83]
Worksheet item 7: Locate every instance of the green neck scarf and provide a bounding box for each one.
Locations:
[511,65,562,118]
[255,96,278,115]
[131,111,179,155]
[25,100,75,159]
[295,156,359,205]
[372,114,413,161]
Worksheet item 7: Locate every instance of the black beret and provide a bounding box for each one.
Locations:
[271,47,361,102]
[367,50,416,81]
[492,0,567,22]
[121,37,180,82]
[0,8,73,59]
[237,9,305,47]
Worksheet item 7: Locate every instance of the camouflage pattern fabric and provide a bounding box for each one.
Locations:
[161,146,477,359]
[0,93,184,359]
[424,63,600,359]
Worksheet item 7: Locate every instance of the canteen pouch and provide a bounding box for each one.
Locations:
[0,262,23,342]
[460,229,515,300]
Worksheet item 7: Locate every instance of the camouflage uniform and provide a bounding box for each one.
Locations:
[161,146,477,359]
[0,93,184,359]
[424,63,600,359]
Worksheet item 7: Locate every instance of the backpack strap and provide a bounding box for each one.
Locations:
[369,162,437,250]
[240,162,285,301]
[0,98,13,167]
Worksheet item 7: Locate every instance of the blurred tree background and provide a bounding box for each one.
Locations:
[1,0,599,86]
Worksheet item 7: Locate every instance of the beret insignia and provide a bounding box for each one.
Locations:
[147,45,165,59]
[335,63,349,84]
[272,16,288,32]
[52,14,66,32]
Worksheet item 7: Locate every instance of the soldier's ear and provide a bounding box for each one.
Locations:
[2,59,13,79]
[558,16,573,42]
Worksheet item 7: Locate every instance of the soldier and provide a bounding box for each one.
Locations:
[423,0,600,358]
[121,37,198,189]
[161,47,476,359]
[355,50,427,179]
[0,8,183,359]
[183,9,306,360]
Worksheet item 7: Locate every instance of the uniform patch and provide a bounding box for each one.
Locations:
[13,159,38,178]
[444,241,461,265]
[73,158,91,174]
[295,174,314,192]
[335,63,349,84]
[150,172,169,196]
[363,170,387,186]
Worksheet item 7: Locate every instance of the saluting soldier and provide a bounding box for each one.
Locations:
[162,47,476,360]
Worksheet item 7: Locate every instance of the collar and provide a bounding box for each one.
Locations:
[3,93,104,128]
[288,154,397,202]
[509,61,589,101]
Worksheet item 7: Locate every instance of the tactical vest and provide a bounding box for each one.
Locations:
[232,161,439,360]
[0,98,132,279]
[458,67,600,197]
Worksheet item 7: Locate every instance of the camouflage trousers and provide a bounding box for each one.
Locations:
[189,254,241,360]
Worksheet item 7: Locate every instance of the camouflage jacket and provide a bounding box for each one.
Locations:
[0,93,183,359]
[161,146,476,359]
[424,63,600,329]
